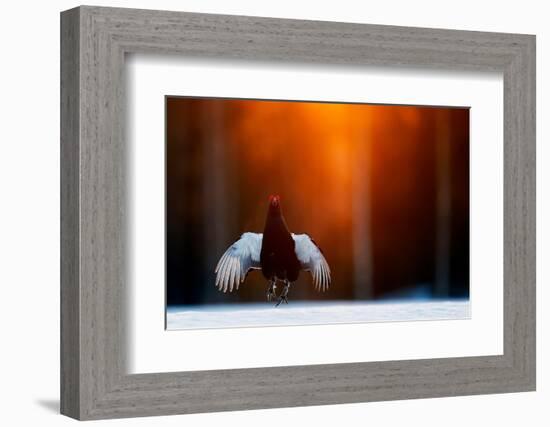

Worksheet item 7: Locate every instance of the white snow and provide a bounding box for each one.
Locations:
[166,300,470,330]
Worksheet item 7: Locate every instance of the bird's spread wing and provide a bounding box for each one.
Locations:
[292,234,331,292]
[215,232,263,292]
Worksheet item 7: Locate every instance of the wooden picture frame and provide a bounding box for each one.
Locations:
[60,5,536,420]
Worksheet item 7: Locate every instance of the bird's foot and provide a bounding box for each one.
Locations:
[266,284,277,302]
[275,295,288,307]
[274,283,290,307]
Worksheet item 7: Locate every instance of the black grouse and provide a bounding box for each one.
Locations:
[215,195,331,306]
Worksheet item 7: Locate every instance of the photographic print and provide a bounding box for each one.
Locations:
[166,97,470,330]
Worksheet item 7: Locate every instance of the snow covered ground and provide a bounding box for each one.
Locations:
[166,300,470,330]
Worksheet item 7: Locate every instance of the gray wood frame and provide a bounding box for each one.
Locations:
[60,5,536,420]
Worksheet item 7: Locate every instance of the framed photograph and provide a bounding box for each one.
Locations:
[60,6,536,420]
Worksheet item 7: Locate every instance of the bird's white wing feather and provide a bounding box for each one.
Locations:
[292,234,331,292]
[215,232,263,292]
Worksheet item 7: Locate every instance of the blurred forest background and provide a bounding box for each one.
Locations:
[166,97,470,306]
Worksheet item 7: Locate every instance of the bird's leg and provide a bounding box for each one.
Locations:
[275,280,290,307]
[266,279,277,302]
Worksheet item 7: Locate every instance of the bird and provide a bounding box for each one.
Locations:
[214,195,331,306]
